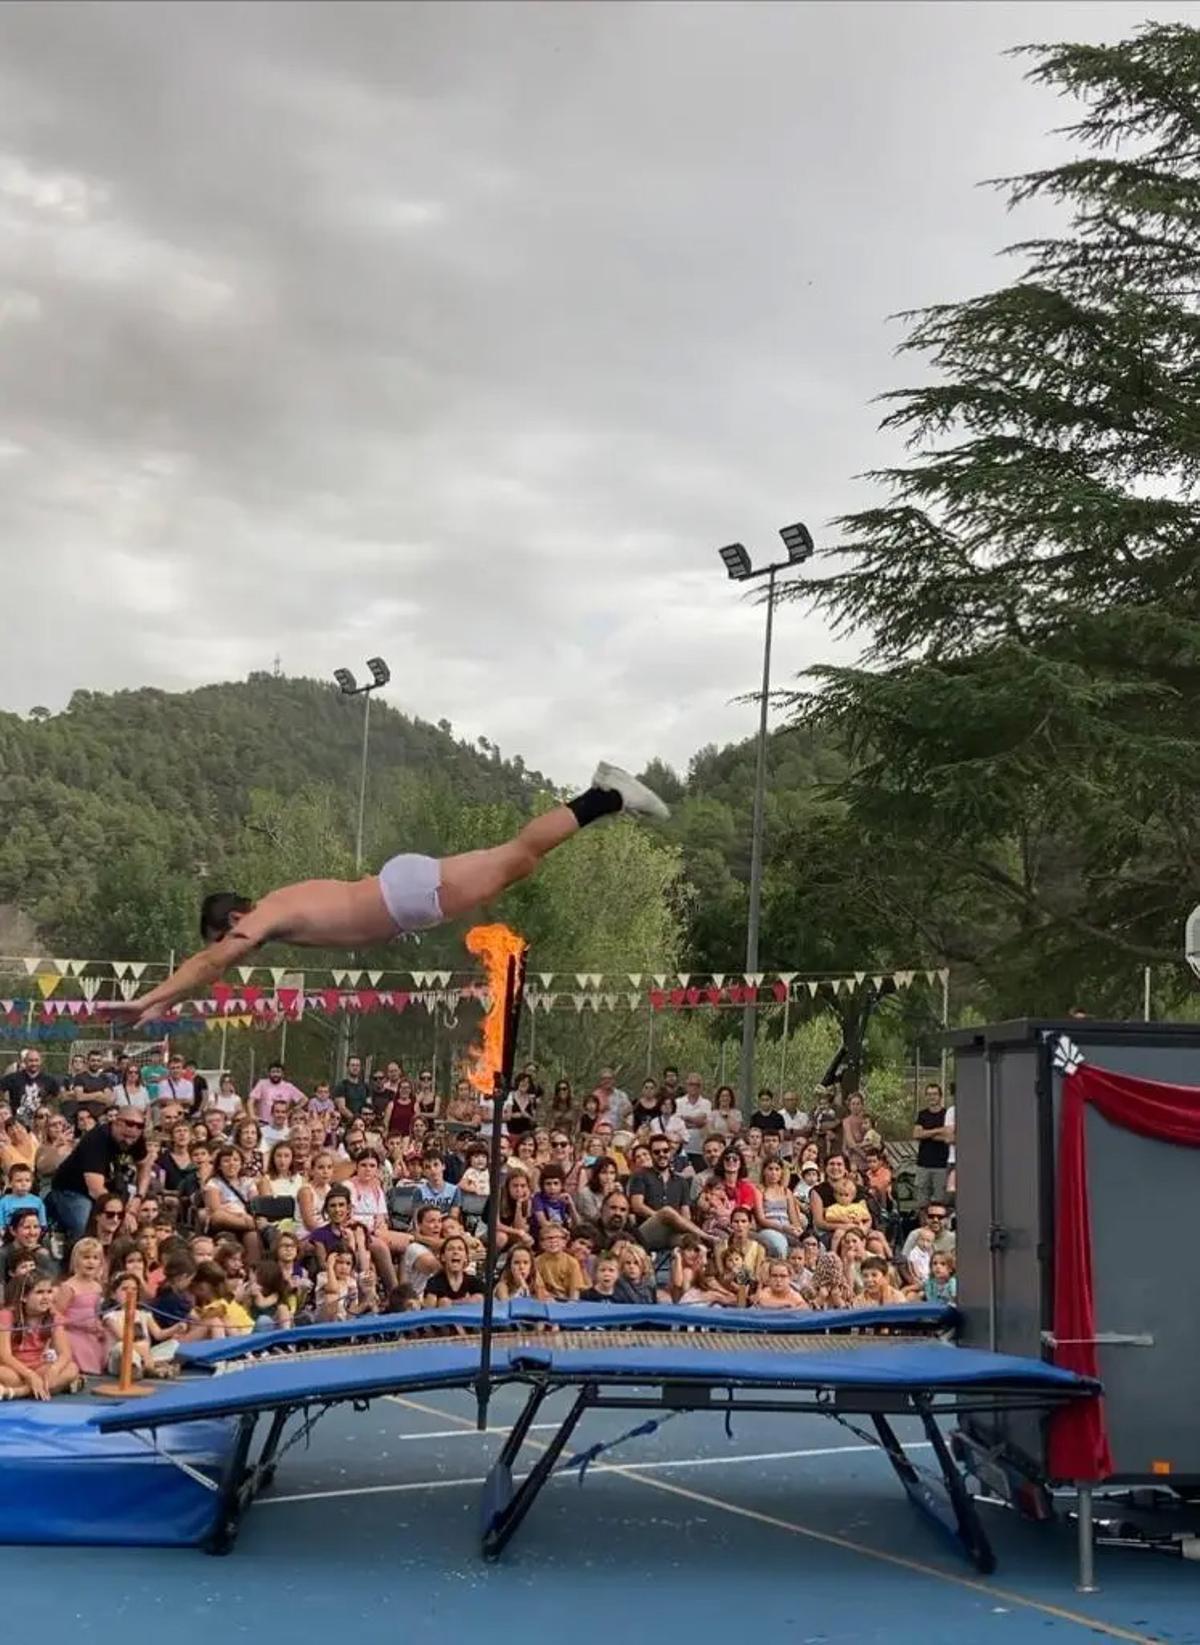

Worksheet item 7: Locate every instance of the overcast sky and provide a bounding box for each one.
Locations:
[0,1,1186,785]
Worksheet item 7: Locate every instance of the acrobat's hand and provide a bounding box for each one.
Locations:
[104,998,159,1030]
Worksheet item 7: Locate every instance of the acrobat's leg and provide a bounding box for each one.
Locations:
[436,763,668,921]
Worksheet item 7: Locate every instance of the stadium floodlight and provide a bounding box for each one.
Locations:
[719,542,753,581]
[333,667,358,695]
[366,656,391,689]
[779,521,815,564]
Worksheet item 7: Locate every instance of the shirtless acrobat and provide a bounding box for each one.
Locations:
[126,763,668,1026]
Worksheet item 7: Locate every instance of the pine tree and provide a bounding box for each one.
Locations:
[785,23,1200,1010]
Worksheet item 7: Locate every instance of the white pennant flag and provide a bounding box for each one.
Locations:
[626,992,642,1010]
[67,959,87,977]
[745,972,764,987]
[237,967,257,984]
[628,973,643,988]
[129,962,147,981]
[653,974,667,988]
[894,970,914,989]
[534,972,552,989]
[433,971,452,988]
[938,968,950,985]
[873,976,885,990]
[368,971,383,987]
[677,973,691,987]
[806,980,820,996]
[119,979,139,1000]
[50,957,70,976]
[79,977,102,1001]
[854,971,866,985]
[777,972,797,986]
[712,974,726,989]
[925,970,939,985]
[332,970,350,988]
[575,973,591,989]
[572,993,587,1013]
[271,968,287,986]
[21,957,40,975]
[411,971,430,989]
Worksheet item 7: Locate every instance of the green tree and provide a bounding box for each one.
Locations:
[783,21,1200,1017]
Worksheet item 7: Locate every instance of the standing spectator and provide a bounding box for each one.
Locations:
[333,1056,369,1123]
[675,1073,712,1166]
[156,1054,196,1114]
[750,1088,787,1136]
[778,1090,811,1155]
[912,1083,952,1207]
[1,1050,59,1125]
[384,1077,417,1139]
[708,1086,741,1140]
[79,1049,116,1094]
[208,1074,245,1122]
[35,1115,74,1187]
[630,1079,664,1129]
[55,1237,106,1375]
[944,1087,957,1200]
[47,1112,152,1243]
[249,1063,305,1124]
[414,1069,439,1120]
[504,1073,538,1137]
[593,1068,630,1129]
[113,1062,152,1112]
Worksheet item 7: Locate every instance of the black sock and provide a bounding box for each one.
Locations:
[568,786,623,828]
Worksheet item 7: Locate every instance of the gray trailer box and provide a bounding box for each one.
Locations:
[949,1018,1200,1488]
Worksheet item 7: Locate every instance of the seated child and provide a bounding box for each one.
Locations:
[533,1221,585,1301]
[823,1174,873,1233]
[0,1163,45,1231]
[924,1251,957,1305]
[101,1270,181,1377]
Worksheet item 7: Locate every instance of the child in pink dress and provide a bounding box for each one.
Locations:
[54,1237,106,1376]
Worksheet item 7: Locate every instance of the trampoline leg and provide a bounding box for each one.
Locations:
[255,1408,291,1494]
[482,1385,591,1560]
[1076,1486,1098,1593]
[918,1409,997,1575]
[206,1413,259,1556]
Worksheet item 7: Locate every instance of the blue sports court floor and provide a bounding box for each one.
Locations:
[0,1387,1195,1644]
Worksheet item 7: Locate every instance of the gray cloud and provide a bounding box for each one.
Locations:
[0,0,1189,781]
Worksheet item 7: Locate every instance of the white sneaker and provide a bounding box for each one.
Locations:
[591,761,671,821]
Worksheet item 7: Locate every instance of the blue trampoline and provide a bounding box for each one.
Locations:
[85,1305,1096,1572]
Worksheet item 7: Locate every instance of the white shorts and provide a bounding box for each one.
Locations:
[378,852,444,933]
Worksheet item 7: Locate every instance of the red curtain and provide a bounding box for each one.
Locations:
[1049,1059,1200,1480]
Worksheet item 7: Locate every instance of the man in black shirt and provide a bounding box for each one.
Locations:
[628,1137,698,1252]
[0,1049,60,1123]
[46,1111,152,1241]
[334,1056,369,1122]
[912,1082,952,1206]
[749,1088,787,1134]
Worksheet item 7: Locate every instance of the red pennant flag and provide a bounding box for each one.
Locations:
[277,988,300,1015]
[358,990,379,1012]
[321,989,341,1013]
[649,989,666,1012]
[772,981,788,1003]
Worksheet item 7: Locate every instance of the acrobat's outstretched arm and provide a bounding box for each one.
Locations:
[127,929,260,1026]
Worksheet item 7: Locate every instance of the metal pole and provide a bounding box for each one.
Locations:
[778,985,791,1092]
[1143,965,1152,1022]
[355,690,371,875]
[940,969,950,1091]
[646,1000,655,1076]
[337,690,373,1082]
[1076,1486,1097,1591]
[740,564,775,1107]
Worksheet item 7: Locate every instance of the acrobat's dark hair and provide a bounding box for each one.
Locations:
[199,891,252,942]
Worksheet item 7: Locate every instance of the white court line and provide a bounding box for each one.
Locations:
[380,1408,564,1440]
[261,1441,931,1506]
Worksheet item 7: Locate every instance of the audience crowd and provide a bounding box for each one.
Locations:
[0,1044,957,1394]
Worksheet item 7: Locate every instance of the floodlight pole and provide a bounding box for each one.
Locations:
[334,660,389,1079]
[740,565,776,1113]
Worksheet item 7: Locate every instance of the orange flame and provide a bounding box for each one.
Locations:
[464,923,527,1093]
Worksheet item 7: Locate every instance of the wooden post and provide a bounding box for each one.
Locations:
[94,1284,154,1399]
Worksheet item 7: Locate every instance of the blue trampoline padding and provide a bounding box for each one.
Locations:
[505,1342,1094,1391]
[178,1301,503,1368]
[95,1338,1094,1435]
[0,1404,235,1546]
[178,1299,956,1370]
